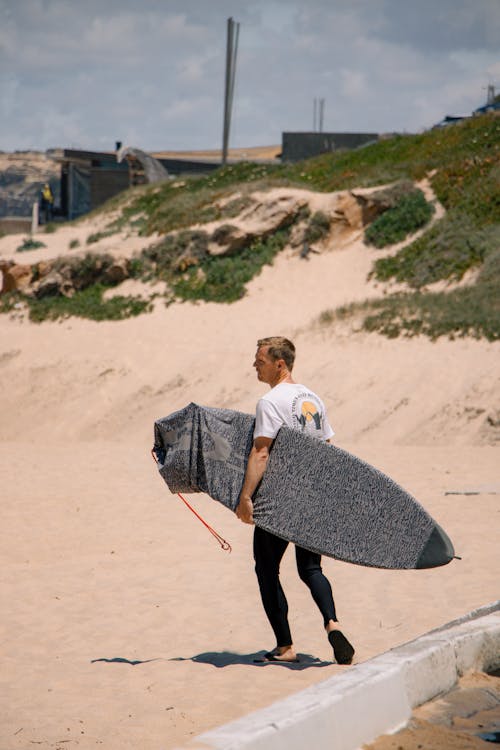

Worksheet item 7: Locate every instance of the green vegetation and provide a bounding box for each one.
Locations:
[26,285,151,323]
[1,114,497,336]
[86,229,115,245]
[315,115,499,340]
[47,252,116,288]
[304,211,331,244]
[327,281,499,341]
[171,229,289,303]
[16,237,46,252]
[69,238,80,249]
[371,215,498,287]
[140,229,210,277]
[364,189,434,248]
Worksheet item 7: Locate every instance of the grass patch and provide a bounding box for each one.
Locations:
[140,230,210,277]
[86,229,116,245]
[364,189,434,248]
[372,214,499,288]
[0,292,19,314]
[16,237,46,252]
[47,252,117,289]
[304,211,331,244]
[322,279,499,341]
[171,229,290,303]
[25,284,152,322]
[69,238,80,249]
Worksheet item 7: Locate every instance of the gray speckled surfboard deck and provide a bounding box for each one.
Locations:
[153,403,454,569]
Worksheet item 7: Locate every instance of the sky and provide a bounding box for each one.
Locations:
[1,0,499,153]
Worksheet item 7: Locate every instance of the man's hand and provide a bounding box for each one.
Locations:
[236,437,272,526]
[236,495,254,525]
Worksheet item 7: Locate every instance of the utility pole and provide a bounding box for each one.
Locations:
[313,97,325,132]
[222,17,240,166]
[319,98,325,133]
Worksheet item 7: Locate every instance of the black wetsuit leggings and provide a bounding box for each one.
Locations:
[253,526,337,647]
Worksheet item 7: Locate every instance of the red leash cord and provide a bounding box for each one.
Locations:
[151,449,232,552]
[177,492,232,552]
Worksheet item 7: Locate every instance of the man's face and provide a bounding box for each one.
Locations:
[253,346,280,385]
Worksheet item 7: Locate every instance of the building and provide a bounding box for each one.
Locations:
[281,132,379,162]
[58,149,220,220]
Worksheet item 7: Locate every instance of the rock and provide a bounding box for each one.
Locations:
[334,182,417,229]
[210,224,252,255]
[0,260,33,293]
[207,195,307,256]
[333,193,364,229]
[103,258,129,284]
[173,253,201,272]
[33,271,66,298]
[37,261,53,278]
[351,180,416,225]
[240,194,307,234]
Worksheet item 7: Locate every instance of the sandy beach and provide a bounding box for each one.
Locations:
[1,191,499,749]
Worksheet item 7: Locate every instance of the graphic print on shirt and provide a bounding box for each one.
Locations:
[291,393,324,435]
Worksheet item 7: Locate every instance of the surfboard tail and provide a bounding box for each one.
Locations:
[416,523,455,568]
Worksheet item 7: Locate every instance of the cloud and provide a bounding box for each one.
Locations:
[0,0,498,151]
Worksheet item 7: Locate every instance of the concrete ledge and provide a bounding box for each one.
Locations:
[179,601,500,750]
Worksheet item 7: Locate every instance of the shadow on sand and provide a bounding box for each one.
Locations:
[170,650,332,670]
[91,657,163,666]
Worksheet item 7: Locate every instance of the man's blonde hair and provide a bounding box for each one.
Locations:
[257,336,296,371]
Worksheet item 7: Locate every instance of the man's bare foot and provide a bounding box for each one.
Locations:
[255,646,298,663]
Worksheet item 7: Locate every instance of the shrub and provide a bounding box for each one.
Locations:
[86,230,115,244]
[16,237,46,252]
[26,284,152,322]
[69,238,80,249]
[364,189,434,248]
[51,252,116,290]
[142,230,210,277]
[372,214,498,287]
[172,229,289,303]
[304,211,331,244]
[360,284,500,341]
[477,247,500,285]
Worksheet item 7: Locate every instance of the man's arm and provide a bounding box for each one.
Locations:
[236,436,273,524]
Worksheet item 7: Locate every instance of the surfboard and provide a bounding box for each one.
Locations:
[153,402,455,570]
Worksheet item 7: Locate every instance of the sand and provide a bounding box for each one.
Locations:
[365,671,500,749]
[0,186,499,749]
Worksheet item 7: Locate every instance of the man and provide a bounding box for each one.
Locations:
[40,183,54,223]
[236,336,355,665]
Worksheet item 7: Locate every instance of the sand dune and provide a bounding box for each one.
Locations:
[0,186,498,749]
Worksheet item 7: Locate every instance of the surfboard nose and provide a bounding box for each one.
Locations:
[416,523,455,568]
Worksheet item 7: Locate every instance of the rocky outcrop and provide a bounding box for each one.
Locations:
[207,193,308,256]
[333,193,365,229]
[0,261,33,293]
[333,180,417,229]
[0,254,132,299]
[210,224,249,255]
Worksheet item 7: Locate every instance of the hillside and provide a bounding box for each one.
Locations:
[1,114,498,339]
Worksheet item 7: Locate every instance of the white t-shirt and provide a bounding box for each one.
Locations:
[254,382,334,442]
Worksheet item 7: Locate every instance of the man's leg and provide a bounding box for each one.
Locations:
[253,526,295,656]
[295,545,355,664]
